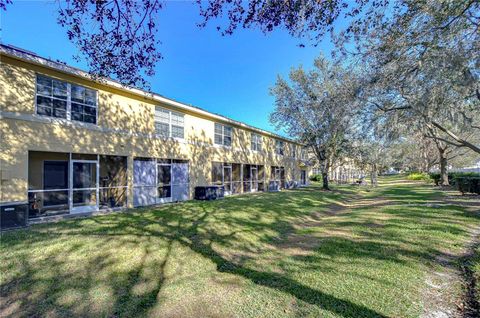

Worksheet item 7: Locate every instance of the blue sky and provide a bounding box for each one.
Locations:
[1,1,337,135]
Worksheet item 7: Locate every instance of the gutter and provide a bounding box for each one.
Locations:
[0,43,302,145]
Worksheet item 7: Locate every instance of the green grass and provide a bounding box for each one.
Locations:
[471,245,480,305]
[1,176,479,317]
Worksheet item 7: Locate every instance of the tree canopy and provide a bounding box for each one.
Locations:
[270,56,360,189]
[2,0,479,185]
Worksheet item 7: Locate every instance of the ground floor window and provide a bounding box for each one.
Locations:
[28,151,127,218]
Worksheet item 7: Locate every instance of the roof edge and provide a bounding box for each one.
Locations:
[0,43,301,145]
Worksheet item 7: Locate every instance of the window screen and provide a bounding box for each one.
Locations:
[214,123,232,146]
[71,84,97,124]
[36,75,67,119]
[155,107,184,138]
[36,74,97,124]
[251,133,262,151]
[43,161,68,189]
[275,140,285,155]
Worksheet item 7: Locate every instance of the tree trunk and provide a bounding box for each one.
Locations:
[322,171,329,190]
[370,164,378,187]
[438,148,449,186]
[320,160,331,190]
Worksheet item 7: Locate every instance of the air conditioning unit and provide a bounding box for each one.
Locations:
[1,201,28,230]
[194,186,225,200]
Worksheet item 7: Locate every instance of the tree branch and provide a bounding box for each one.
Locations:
[431,120,480,154]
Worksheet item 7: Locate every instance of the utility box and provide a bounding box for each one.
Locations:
[1,201,28,230]
[194,186,225,200]
[268,181,281,192]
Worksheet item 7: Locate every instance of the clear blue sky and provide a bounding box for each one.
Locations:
[1,1,337,135]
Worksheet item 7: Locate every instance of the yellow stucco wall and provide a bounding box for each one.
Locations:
[0,54,308,204]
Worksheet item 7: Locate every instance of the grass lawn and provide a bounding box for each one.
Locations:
[1,175,479,317]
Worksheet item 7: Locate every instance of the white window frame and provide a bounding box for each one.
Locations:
[35,74,98,125]
[214,123,233,147]
[251,133,262,152]
[154,106,185,140]
[291,144,296,158]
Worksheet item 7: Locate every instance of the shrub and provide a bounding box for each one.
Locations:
[455,177,480,195]
[407,172,431,181]
[429,172,480,186]
[309,174,322,182]
[429,173,441,185]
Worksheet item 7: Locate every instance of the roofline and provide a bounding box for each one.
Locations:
[0,43,301,145]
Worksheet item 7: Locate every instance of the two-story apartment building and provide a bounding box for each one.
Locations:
[0,44,310,220]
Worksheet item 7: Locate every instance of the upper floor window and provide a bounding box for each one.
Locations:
[291,144,296,158]
[36,74,97,124]
[214,123,232,147]
[154,107,185,139]
[301,147,308,160]
[251,133,262,152]
[275,140,284,156]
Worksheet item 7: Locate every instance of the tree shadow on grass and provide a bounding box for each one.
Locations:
[2,184,476,317]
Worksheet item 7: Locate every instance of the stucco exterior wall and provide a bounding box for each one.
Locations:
[0,53,309,205]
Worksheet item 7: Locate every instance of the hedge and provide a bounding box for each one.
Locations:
[429,172,480,186]
[455,177,480,195]
[309,174,322,182]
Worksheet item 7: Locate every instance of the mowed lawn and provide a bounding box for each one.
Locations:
[1,176,479,317]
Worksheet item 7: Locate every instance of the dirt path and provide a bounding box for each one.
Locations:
[421,191,480,318]
[276,183,480,318]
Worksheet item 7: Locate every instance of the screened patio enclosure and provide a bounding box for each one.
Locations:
[132,158,189,207]
[28,151,127,218]
[212,162,265,195]
[243,164,265,192]
[212,162,243,195]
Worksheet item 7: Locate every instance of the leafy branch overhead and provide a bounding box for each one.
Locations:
[56,0,163,88]
[196,0,356,44]
[0,0,390,87]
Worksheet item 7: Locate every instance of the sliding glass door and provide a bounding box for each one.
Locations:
[71,160,99,213]
[157,160,172,204]
[251,166,258,192]
[223,165,232,195]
